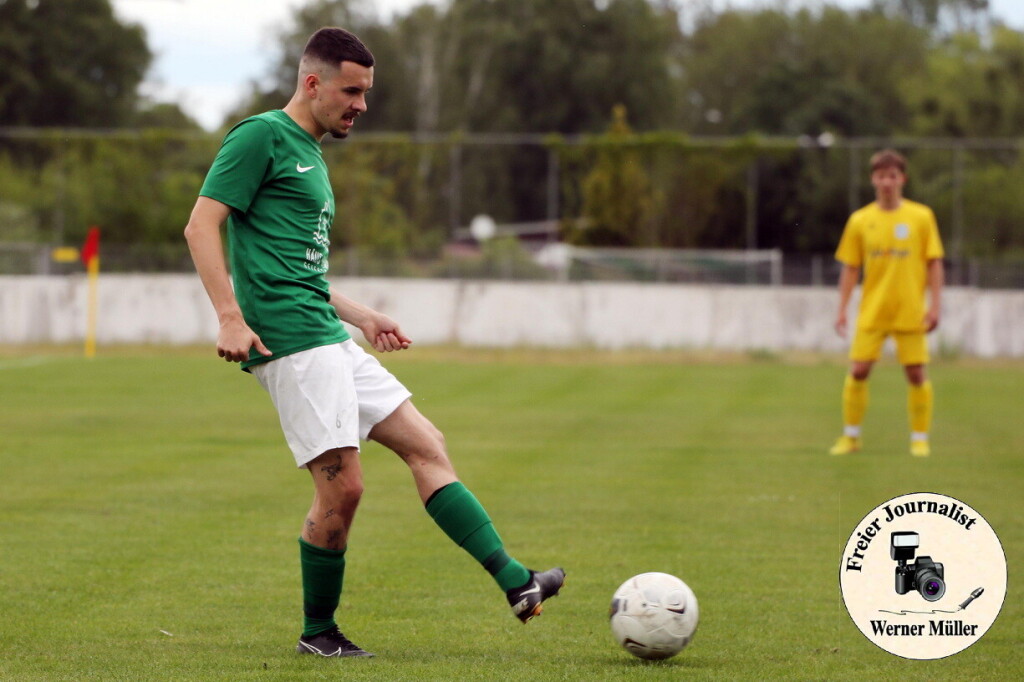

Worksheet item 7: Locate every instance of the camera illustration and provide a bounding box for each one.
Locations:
[891,531,946,601]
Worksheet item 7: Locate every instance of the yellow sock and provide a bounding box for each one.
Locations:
[843,375,868,432]
[908,380,933,435]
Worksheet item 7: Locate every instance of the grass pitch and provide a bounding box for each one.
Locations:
[0,346,1020,681]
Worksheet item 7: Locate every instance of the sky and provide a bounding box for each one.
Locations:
[112,0,1024,131]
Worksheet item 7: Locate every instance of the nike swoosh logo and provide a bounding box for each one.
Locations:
[296,163,315,173]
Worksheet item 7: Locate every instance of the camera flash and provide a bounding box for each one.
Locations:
[892,532,919,547]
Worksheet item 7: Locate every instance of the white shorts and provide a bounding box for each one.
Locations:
[251,340,411,468]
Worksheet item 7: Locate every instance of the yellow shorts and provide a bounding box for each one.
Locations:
[850,328,929,365]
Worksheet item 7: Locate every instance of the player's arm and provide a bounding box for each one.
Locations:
[328,286,411,352]
[924,258,944,332]
[833,213,862,338]
[835,264,860,337]
[184,196,271,362]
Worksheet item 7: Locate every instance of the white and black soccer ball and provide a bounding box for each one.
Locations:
[609,572,699,660]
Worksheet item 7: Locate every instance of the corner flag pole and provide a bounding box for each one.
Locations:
[81,227,101,358]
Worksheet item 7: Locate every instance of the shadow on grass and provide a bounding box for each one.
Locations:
[603,650,708,669]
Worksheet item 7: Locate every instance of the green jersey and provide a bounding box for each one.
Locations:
[200,110,349,370]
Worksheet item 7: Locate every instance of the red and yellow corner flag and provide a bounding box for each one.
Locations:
[82,227,100,358]
[81,226,100,269]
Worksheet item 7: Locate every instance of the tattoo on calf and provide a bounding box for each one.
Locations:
[324,508,336,518]
[326,529,343,549]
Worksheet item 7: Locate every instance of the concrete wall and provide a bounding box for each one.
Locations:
[2,275,1023,357]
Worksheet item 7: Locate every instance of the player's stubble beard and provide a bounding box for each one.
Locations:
[330,115,356,139]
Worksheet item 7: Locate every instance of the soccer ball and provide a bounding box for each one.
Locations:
[609,572,699,660]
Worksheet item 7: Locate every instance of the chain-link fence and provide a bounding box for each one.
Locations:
[2,128,1024,286]
[6,240,1024,289]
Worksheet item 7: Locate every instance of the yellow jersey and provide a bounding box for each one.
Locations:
[835,199,944,331]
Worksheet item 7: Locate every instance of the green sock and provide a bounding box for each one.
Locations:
[425,481,531,592]
[298,537,346,637]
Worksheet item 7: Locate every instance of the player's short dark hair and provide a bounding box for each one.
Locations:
[303,27,374,69]
[870,149,907,174]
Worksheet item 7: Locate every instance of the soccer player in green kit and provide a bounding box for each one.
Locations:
[184,27,563,658]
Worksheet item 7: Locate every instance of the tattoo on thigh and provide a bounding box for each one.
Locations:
[321,455,342,481]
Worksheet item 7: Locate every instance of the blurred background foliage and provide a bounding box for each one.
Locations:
[2,0,1024,268]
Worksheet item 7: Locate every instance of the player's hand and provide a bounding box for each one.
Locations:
[360,313,412,353]
[217,316,272,363]
[834,312,848,338]
[924,309,940,332]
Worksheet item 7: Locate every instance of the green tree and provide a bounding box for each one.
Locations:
[870,0,990,32]
[572,106,657,246]
[131,102,203,130]
[681,7,929,137]
[324,145,420,256]
[959,160,1024,255]
[0,0,151,127]
[440,0,684,134]
[654,145,753,249]
[1,132,216,256]
[905,26,1024,137]
[236,0,685,135]
[56,134,212,244]
[228,0,690,237]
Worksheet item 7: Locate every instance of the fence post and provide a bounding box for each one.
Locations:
[449,143,462,238]
[745,161,758,283]
[951,145,965,284]
[848,144,861,214]
[771,249,783,287]
[546,147,560,232]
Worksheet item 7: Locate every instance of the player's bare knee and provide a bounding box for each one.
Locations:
[904,364,927,385]
[315,482,363,520]
[312,468,365,507]
[425,426,451,464]
[429,424,446,454]
[331,475,364,504]
[850,363,872,381]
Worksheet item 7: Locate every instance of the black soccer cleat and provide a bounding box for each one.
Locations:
[506,567,566,623]
[296,626,374,657]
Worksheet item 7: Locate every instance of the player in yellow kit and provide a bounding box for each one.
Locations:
[829,149,945,457]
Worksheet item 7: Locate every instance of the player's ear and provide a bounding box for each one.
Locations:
[302,72,320,98]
